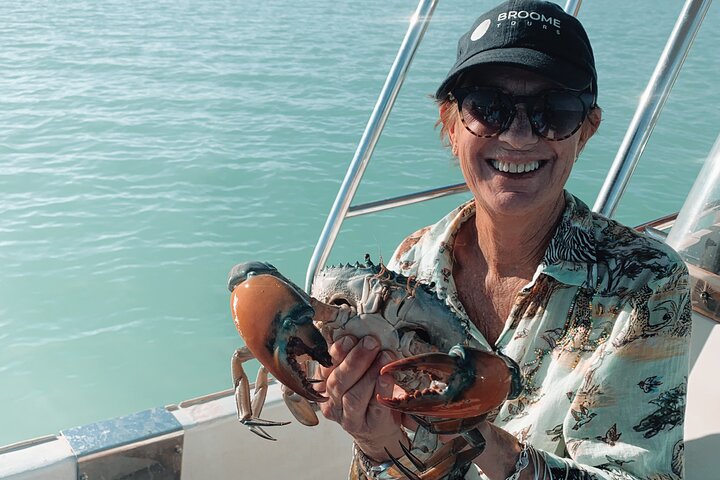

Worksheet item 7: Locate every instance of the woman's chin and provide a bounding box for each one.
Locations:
[478,189,555,218]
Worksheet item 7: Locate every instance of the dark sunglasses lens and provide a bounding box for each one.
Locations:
[460,89,513,137]
[530,92,587,140]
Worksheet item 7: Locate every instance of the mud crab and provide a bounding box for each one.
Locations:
[228,257,522,479]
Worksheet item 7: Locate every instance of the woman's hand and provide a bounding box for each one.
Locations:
[317,335,409,461]
[317,336,526,477]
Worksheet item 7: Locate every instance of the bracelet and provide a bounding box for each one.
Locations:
[505,442,530,480]
[353,443,395,479]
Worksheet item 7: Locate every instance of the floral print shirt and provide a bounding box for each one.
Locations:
[387,192,691,480]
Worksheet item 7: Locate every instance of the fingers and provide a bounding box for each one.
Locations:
[364,351,399,427]
[320,336,379,423]
[314,335,357,395]
[315,335,358,399]
[341,350,396,433]
[374,351,397,401]
[318,335,358,383]
[317,335,358,422]
[325,336,380,399]
[317,342,408,462]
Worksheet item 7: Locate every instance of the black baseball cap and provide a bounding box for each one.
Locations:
[435,0,597,100]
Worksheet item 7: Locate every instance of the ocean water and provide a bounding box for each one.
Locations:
[0,0,718,446]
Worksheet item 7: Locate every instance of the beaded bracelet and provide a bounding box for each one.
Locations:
[505,442,530,480]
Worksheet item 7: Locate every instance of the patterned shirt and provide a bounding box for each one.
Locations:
[387,191,691,480]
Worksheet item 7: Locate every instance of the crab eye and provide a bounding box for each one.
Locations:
[398,327,431,344]
[327,296,352,307]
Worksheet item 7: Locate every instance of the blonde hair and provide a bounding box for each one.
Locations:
[435,96,459,149]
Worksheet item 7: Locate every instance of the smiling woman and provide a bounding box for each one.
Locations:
[0,0,718,478]
[318,1,692,479]
[445,66,601,222]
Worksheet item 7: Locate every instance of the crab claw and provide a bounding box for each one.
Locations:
[229,263,334,403]
[377,345,522,419]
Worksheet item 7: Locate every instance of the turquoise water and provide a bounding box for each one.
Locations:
[0,0,718,446]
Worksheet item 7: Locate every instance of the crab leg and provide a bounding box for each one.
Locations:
[231,347,290,440]
[281,384,320,427]
[383,433,486,480]
[409,414,487,435]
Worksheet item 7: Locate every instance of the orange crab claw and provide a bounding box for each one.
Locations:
[230,270,332,403]
[377,345,522,419]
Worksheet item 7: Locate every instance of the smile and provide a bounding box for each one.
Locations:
[490,159,542,174]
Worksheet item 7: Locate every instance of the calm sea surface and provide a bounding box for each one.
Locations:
[0,0,718,445]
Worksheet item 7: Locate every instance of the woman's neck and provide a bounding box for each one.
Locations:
[472,195,566,278]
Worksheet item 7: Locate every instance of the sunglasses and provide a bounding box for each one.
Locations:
[449,86,596,141]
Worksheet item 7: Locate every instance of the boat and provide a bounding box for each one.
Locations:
[1,0,718,478]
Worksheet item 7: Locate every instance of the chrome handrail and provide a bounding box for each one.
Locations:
[563,0,583,16]
[304,0,439,291]
[346,182,469,218]
[592,0,712,217]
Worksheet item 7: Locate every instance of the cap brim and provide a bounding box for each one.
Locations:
[435,47,593,99]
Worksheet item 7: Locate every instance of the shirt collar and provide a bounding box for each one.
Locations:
[407,191,599,292]
[540,191,597,288]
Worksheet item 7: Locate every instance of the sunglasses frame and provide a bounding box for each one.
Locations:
[449,86,596,141]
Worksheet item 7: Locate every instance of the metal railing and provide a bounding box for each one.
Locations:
[593,0,712,217]
[563,0,583,16]
[304,0,439,291]
[305,0,709,291]
[346,182,468,218]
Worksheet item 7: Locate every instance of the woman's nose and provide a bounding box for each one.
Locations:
[497,105,538,149]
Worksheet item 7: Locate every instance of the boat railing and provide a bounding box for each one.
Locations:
[305,0,711,292]
[303,0,440,291]
[592,0,713,217]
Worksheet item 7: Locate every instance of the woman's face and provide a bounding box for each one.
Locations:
[445,65,600,219]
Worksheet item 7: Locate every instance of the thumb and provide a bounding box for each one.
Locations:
[375,351,396,400]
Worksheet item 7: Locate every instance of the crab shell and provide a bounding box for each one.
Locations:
[229,260,523,422]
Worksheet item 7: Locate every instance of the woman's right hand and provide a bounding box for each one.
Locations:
[317,335,409,462]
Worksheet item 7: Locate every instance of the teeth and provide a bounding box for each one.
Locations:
[491,160,540,174]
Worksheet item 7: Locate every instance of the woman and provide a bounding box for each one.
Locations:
[318,1,691,478]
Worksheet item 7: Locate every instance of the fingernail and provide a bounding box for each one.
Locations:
[363,336,378,350]
[340,336,355,351]
[380,351,394,364]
